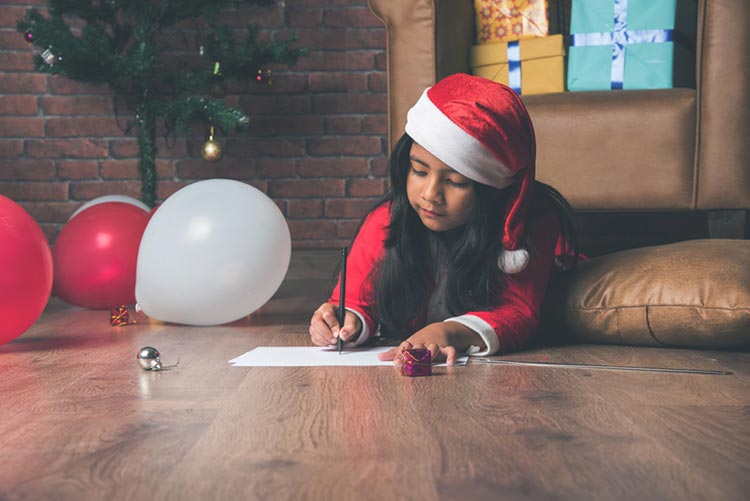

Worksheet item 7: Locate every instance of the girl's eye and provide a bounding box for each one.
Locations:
[447,179,469,188]
[410,167,427,177]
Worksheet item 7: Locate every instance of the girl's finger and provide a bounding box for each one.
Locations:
[426,343,440,362]
[321,307,341,334]
[377,347,399,361]
[340,312,361,343]
[441,346,458,365]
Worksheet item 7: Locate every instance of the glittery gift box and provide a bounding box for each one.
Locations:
[475,0,551,44]
[400,348,432,377]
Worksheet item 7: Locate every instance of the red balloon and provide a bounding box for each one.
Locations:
[0,195,53,345]
[53,202,149,309]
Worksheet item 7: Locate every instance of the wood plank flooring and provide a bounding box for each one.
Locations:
[1,250,748,500]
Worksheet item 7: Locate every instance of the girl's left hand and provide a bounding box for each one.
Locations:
[376,321,484,365]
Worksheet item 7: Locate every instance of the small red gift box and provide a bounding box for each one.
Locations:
[400,348,432,377]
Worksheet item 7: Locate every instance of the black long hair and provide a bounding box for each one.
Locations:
[345,133,578,340]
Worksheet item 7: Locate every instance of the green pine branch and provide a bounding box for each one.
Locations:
[17,0,307,206]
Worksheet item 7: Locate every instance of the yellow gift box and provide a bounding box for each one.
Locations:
[475,0,550,44]
[470,35,566,95]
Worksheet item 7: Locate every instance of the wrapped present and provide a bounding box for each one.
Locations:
[470,35,566,95]
[400,348,432,377]
[475,0,551,44]
[567,0,697,91]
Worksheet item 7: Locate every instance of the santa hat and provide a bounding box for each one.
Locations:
[404,73,536,274]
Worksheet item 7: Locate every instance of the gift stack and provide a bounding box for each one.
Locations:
[470,0,570,95]
[567,0,697,91]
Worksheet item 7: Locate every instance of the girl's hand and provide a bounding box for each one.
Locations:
[377,321,485,365]
[309,302,362,347]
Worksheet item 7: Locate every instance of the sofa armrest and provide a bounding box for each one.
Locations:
[367,0,473,150]
[695,1,750,209]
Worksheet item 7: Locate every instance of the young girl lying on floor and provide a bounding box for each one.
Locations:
[309,73,578,364]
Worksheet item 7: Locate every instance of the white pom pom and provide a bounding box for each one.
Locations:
[498,248,529,274]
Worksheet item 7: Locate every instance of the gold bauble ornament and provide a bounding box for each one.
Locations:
[201,126,223,162]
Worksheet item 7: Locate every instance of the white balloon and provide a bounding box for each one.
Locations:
[70,195,150,220]
[135,179,291,326]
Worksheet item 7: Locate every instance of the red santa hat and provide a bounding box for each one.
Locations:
[404,73,536,274]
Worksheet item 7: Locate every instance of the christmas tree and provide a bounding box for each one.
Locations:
[18,0,307,207]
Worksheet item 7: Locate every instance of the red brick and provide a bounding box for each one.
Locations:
[251,115,324,136]
[110,139,138,158]
[344,29,386,50]
[375,52,387,71]
[307,136,382,156]
[292,51,346,71]
[26,139,109,158]
[101,159,174,180]
[299,157,369,177]
[238,95,312,114]
[325,198,379,218]
[69,181,141,200]
[0,7,28,28]
[0,52,34,71]
[291,0,333,6]
[288,220,337,240]
[46,117,124,137]
[363,114,387,135]
[215,5,284,28]
[324,7,383,28]
[348,178,384,197]
[287,199,323,218]
[309,72,368,92]
[41,96,113,115]
[230,73,308,95]
[295,29,348,51]
[0,159,54,180]
[0,181,68,201]
[293,239,348,249]
[312,93,386,114]
[0,117,44,137]
[368,71,387,93]
[19,202,76,223]
[257,158,298,178]
[346,51,376,71]
[156,180,190,201]
[156,138,188,158]
[177,158,256,180]
[270,179,345,198]
[40,224,59,245]
[372,157,389,176]
[0,95,38,115]
[58,160,99,180]
[337,219,361,239]
[288,8,323,27]
[0,140,23,157]
[325,116,362,134]
[48,76,110,95]
[228,137,306,157]
[0,31,32,50]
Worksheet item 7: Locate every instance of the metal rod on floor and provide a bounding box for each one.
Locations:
[472,359,732,376]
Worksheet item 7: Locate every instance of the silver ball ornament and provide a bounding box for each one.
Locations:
[137,346,161,370]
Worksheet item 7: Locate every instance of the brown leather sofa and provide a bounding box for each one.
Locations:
[367,0,749,234]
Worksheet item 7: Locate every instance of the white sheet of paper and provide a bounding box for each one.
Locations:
[228,346,468,367]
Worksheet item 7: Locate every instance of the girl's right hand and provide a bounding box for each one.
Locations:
[309,302,362,347]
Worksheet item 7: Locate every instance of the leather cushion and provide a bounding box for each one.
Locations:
[557,239,749,348]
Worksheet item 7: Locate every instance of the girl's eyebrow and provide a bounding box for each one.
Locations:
[409,155,458,174]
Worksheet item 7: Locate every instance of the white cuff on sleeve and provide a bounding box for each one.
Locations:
[345,307,371,347]
[444,315,500,356]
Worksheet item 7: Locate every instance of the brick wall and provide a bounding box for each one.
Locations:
[0,0,388,249]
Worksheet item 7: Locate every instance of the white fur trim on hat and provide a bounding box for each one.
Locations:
[498,248,529,274]
[405,89,515,189]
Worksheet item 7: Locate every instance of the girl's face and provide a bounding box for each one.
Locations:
[406,142,476,232]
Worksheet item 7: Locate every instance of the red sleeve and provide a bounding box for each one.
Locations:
[328,203,389,336]
[466,208,561,354]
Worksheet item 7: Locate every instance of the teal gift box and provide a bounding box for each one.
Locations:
[567,0,697,91]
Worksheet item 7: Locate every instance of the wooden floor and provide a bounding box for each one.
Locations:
[1,250,748,500]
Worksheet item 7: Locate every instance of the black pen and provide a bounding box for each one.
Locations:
[338,247,348,355]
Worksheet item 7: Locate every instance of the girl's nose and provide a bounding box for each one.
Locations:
[421,178,443,203]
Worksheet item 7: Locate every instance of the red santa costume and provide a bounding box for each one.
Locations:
[328,74,576,356]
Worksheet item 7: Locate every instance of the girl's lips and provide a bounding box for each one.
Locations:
[420,207,443,218]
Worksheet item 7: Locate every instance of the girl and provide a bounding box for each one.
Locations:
[308,73,578,364]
